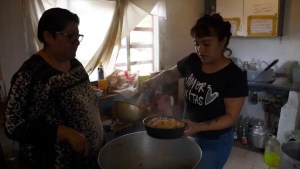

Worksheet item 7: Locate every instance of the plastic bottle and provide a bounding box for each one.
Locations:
[241,127,248,145]
[233,126,238,140]
[98,61,104,80]
[264,135,280,167]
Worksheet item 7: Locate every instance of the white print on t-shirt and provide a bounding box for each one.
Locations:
[185,74,219,106]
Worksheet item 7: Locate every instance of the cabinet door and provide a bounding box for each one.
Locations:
[244,0,279,37]
[216,0,284,37]
[216,0,245,36]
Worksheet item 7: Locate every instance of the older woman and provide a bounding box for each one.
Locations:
[5,8,104,169]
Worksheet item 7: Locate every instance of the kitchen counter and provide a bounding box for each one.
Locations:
[233,140,264,154]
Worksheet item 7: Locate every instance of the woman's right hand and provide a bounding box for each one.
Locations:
[57,124,88,156]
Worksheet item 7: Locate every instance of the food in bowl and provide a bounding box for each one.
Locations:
[146,117,185,129]
[143,116,186,139]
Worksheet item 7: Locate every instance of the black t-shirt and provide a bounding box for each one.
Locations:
[177,53,248,139]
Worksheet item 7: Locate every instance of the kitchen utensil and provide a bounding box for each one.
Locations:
[98,131,202,169]
[253,59,279,82]
[143,115,186,139]
[263,59,279,71]
[112,101,148,123]
[248,120,270,149]
[280,141,300,169]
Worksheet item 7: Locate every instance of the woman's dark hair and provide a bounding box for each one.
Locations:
[37,8,80,43]
[190,14,232,55]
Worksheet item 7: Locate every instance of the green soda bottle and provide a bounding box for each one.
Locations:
[264,135,280,167]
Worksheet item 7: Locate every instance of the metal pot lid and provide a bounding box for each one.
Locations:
[249,124,268,135]
[249,127,269,135]
[252,120,264,127]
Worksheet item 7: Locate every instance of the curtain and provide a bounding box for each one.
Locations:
[22,0,56,55]
[86,1,151,76]
[22,0,115,67]
[22,0,166,77]
[85,0,129,76]
[91,0,166,76]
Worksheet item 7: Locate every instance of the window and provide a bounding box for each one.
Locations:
[115,15,159,75]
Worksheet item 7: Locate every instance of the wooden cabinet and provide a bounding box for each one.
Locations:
[205,0,285,37]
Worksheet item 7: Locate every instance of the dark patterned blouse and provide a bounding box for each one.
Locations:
[5,54,104,169]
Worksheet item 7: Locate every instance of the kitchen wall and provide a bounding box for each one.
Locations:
[0,0,26,155]
[227,0,300,121]
[229,0,300,73]
[160,0,300,73]
[159,0,204,70]
[0,0,27,89]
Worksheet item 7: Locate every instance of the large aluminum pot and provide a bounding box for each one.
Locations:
[280,141,300,169]
[98,131,202,169]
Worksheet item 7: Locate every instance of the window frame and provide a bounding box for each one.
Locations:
[115,15,159,74]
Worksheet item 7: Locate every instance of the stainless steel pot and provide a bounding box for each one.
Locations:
[248,121,270,149]
[280,141,300,169]
[98,131,202,169]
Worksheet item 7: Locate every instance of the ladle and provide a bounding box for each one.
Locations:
[253,59,279,82]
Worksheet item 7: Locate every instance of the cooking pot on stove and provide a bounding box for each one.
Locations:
[248,120,270,149]
[280,141,300,169]
[98,131,202,169]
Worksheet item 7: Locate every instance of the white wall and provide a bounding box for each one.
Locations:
[159,0,204,70]
[0,0,27,89]
[0,0,27,154]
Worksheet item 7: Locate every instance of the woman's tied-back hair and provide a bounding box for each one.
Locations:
[37,8,80,43]
[190,13,232,55]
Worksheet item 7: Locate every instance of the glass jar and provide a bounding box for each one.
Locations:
[264,135,280,167]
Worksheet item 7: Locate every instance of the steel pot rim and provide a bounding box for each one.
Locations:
[98,131,202,169]
[280,141,300,168]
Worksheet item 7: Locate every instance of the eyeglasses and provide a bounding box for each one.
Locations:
[56,32,84,43]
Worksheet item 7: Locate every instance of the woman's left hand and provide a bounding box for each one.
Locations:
[182,119,200,137]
